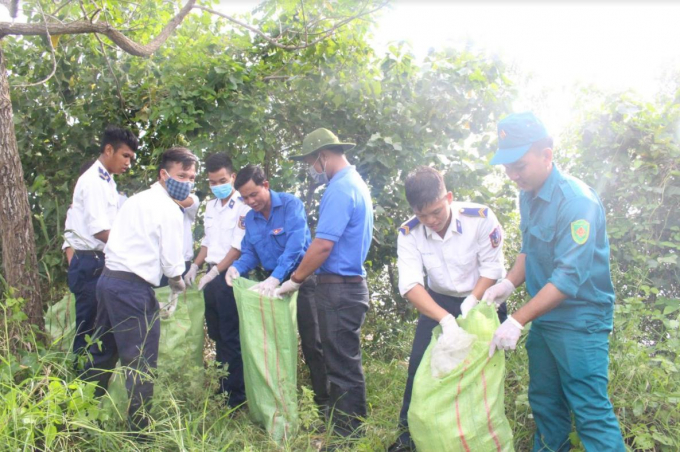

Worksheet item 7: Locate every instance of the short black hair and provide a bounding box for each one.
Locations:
[529,136,554,153]
[404,166,447,211]
[100,126,139,154]
[159,146,198,176]
[205,153,234,174]
[234,164,266,191]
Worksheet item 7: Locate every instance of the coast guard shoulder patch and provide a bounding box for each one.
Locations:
[489,226,502,248]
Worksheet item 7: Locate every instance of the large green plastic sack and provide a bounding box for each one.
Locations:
[408,303,514,452]
[45,286,206,414]
[233,278,299,443]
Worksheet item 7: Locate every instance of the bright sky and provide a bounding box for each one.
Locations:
[4,1,680,136]
[370,1,680,137]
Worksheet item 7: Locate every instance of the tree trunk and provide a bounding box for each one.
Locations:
[0,42,44,333]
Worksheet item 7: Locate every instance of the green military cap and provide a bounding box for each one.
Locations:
[290,128,355,161]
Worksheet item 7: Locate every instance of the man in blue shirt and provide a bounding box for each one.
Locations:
[226,164,329,408]
[484,112,624,451]
[277,128,374,438]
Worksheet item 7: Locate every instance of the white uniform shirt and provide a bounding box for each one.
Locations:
[200,194,250,265]
[183,194,200,261]
[62,206,75,251]
[397,202,506,298]
[67,159,119,251]
[104,182,185,286]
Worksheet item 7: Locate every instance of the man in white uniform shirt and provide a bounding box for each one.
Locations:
[389,166,507,451]
[183,153,250,407]
[83,146,198,432]
[159,192,199,287]
[65,127,137,362]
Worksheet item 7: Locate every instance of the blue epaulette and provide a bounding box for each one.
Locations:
[459,207,488,218]
[399,216,420,235]
[98,166,111,183]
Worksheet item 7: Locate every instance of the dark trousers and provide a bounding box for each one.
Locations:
[316,280,369,436]
[83,270,160,430]
[67,252,105,358]
[158,261,191,288]
[203,268,245,406]
[297,276,330,406]
[395,289,507,447]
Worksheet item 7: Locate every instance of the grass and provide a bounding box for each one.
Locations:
[2,289,680,451]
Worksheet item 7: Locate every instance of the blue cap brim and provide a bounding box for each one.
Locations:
[489,143,532,165]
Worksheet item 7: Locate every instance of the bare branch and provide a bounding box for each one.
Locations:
[300,0,308,45]
[194,1,389,51]
[12,2,57,88]
[0,0,197,57]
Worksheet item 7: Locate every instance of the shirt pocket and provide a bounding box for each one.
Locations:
[421,253,446,282]
[269,228,287,251]
[445,249,476,285]
[528,225,555,264]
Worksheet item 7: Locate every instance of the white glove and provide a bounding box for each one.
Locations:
[274,278,301,298]
[431,313,475,378]
[460,294,479,318]
[183,263,199,286]
[168,276,186,294]
[160,292,179,319]
[250,276,281,298]
[482,279,515,307]
[439,313,460,335]
[225,266,240,287]
[198,266,220,291]
[489,315,524,357]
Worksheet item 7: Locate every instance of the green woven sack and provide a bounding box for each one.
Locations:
[408,303,514,452]
[45,286,206,416]
[232,278,300,443]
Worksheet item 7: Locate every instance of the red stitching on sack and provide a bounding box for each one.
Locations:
[482,359,502,451]
[455,365,471,452]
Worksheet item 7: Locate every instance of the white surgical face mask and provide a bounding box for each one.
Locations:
[307,154,329,185]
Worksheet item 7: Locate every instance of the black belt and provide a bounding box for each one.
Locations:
[102,268,150,286]
[74,250,104,258]
[316,274,364,284]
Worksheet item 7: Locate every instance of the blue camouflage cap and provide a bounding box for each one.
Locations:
[490,112,549,165]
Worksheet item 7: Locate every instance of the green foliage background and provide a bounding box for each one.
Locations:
[0,0,678,450]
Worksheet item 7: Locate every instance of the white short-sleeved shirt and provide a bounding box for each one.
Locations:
[397,202,506,298]
[62,206,75,251]
[104,182,185,286]
[183,194,200,261]
[200,194,250,265]
[67,159,119,251]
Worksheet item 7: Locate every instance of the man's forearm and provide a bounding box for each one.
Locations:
[512,282,567,326]
[405,284,449,322]
[506,253,527,288]
[193,246,208,267]
[216,247,241,273]
[471,276,496,300]
[93,230,110,243]
[65,247,74,265]
[291,238,334,282]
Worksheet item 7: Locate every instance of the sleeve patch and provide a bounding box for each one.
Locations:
[489,226,502,248]
[238,216,246,230]
[571,219,590,245]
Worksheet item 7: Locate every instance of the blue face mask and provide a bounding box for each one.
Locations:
[211,183,233,200]
[163,170,194,201]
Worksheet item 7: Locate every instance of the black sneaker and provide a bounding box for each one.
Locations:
[388,431,416,452]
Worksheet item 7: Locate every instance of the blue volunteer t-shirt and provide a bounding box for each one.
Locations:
[232,190,311,281]
[315,165,373,277]
[520,165,615,330]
